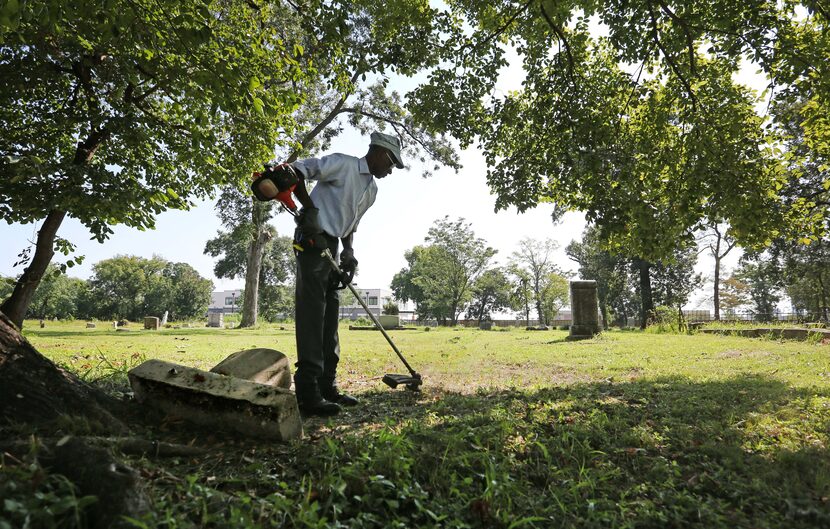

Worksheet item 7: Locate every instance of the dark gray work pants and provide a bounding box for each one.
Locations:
[294,234,340,398]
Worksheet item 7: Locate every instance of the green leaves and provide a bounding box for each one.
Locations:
[409,1,830,262]
[0,0,312,239]
[393,216,497,324]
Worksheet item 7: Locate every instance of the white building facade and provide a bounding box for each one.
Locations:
[339,288,392,319]
[209,289,243,314]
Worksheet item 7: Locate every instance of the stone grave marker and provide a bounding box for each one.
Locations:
[128,359,302,441]
[210,348,292,389]
[569,280,601,340]
[207,312,224,328]
[144,317,160,330]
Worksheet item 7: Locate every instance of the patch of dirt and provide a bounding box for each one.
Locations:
[621,367,644,380]
[715,350,772,359]
[717,350,744,359]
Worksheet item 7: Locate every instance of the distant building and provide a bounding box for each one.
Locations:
[209,289,243,314]
[339,288,392,319]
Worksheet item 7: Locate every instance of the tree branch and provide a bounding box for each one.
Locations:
[655,0,697,77]
[287,69,363,163]
[337,107,437,158]
[647,2,697,111]
[472,0,534,51]
[539,1,576,80]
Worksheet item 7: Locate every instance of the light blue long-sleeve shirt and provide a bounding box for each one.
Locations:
[292,153,378,238]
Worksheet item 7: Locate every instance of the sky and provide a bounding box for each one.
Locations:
[2,17,772,314]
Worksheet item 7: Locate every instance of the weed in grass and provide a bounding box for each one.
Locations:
[0,452,97,529]
[806,332,824,346]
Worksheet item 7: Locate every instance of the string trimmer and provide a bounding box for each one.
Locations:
[251,164,423,392]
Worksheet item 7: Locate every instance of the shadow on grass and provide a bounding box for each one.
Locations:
[288,375,830,528]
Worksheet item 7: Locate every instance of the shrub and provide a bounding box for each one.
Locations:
[646,306,686,334]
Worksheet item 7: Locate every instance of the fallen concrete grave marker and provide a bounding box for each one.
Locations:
[210,348,292,389]
[128,359,302,441]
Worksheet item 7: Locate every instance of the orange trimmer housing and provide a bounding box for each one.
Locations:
[251,163,299,213]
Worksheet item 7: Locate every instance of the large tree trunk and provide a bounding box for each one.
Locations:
[713,254,721,321]
[0,314,153,527]
[2,123,110,329]
[598,295,609,330]
[1,210,67,329]
[0,312,126,432]
[239,202,273,327]
[712,232,722,321]
[636,259,654,330]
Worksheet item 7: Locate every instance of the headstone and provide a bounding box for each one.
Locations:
[207,312,224,328]
[144,317,160,330]
[86,322,96,329]
[210,349,292,389]
[378,314,400,329]
[479,321,493,330]
[128,359,302,441]
[112,321,118,329]
[569,280,601,340]
[160,310,169,327]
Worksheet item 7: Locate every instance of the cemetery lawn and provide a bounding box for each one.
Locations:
[10,321,830,528]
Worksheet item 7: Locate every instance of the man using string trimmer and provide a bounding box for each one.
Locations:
[251,132,410,417]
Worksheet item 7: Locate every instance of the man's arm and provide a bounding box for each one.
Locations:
[291,169,316,210]
[339,231,358,276]
[340,232,354,253]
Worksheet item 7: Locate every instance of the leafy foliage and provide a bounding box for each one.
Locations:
[392,217,496,325]
[409,1,830,260]
[25,265,88,320]
[509,237,568,326]
[204,188,296,322]
[0,454,96,529]
[567,225,636,327]
[0,0,309,239]
[86,255,212,321]
[719,276,752,315]
[466,268,513,323]
[734,256,783,321]
[777,239,830,319]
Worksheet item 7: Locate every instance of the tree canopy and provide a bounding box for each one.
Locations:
[409,1,830,260]
[86,255,213,321]
[0,0,309,238]
[392,217,496,325]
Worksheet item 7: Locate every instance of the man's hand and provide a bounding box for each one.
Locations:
[339,247,358,274]
[296,207,322,237]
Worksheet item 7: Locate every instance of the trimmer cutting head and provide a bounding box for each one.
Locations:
[382,373,422,391]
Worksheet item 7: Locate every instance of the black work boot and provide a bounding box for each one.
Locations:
[295,384,341,417]
[320,381,359,407]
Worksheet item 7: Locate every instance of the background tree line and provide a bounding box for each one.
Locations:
[0,256,214,322]
[567,224,830,327]
[391,216,571,327]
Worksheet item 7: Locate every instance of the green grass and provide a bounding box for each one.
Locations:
[5,320,830,528]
